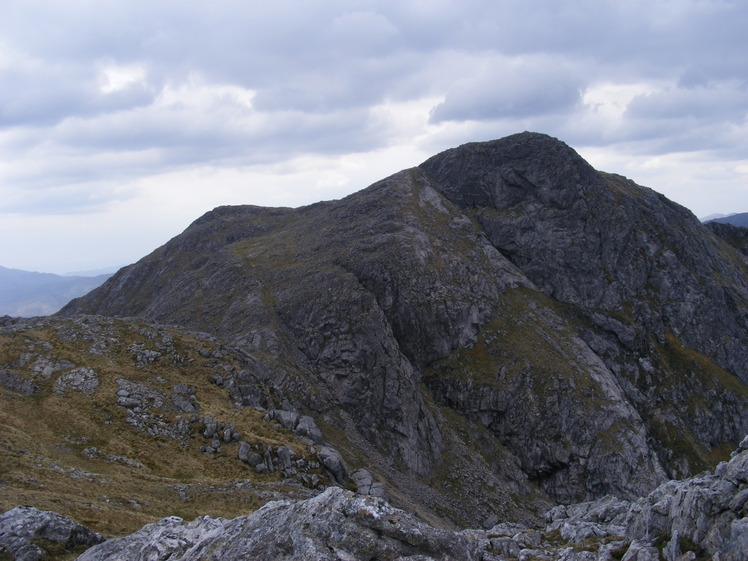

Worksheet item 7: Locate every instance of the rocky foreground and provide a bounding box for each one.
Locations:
[2,436,746,560]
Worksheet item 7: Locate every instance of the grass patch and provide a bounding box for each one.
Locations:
[0,317,324,538]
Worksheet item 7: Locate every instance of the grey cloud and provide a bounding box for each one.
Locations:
[1,0,747,215]
[626,81,748,122]
[429,56,584,123]
[0,60,159,128]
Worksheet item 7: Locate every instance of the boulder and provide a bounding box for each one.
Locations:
[0,505,103,561]
[351,468,387,499]
[317,446,348,484]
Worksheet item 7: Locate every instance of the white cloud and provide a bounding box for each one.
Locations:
[430,54,585,123]
[99,62,148,94]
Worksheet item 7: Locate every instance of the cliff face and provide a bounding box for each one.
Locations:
[59,132,748,522]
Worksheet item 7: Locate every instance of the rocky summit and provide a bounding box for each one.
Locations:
[1,132,747,559]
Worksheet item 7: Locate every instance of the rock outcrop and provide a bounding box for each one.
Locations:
[42,436,748,560]
[0,505,103,561]
[544,434,748,561]
[420,134,748,383]
[77,487,480,561]
[56,132,748,520]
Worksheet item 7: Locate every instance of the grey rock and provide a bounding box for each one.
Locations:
[518,549,552,561]
[275,445,293,470]
[351,468,387,500]
[237,441,252,463]
[705,221,748,258]
[222,424,233,443]
[421,133,748,383]
[0,505,103,561]
[116,379,164,410]
[620,540,660,561]
[172,383,197,413]
[547,441,748,559]
[488,536,521,558]
[30,357,75,379]
[317,446,348,485]
[8,440,748,561]
[201,416,218,439]
[113,378,189,440]
[266,409,324,443]
[76,487,479,561]
[266,408,298,429]
[129,344,162,366]
[663,530,681,561]
[294,415,323,443]
[0,369,39,396]
[263,448,274,473]
[54,367,99,395]
[720,517,748,561]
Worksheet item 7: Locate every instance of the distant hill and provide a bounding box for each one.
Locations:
[708,212,748,228]
[0,266,112,317]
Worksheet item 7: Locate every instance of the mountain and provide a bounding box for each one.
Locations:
[708,211,748,228]
[700,212,729,222]
[0,266,111,317]
[55,131,748,530]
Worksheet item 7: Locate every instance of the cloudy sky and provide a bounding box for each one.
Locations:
[2,0,747,274]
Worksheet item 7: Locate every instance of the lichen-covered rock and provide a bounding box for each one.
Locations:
[547,439,748,560]
[0,505,103,561]
[77,487,480,561]
[8,439,748,561]
[54,367,99,395]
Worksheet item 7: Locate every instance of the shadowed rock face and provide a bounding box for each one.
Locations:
[419,132,748,383]
[59,132,748,516]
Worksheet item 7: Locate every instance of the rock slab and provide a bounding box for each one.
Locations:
[0,505,103,561]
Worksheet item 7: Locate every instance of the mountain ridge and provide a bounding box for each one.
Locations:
[56,133,748,529]
[0,266,111,317]
[707,211,748,228]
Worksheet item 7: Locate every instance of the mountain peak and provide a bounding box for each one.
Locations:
[419,131,602,210]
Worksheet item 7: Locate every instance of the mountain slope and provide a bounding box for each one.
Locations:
[706,220,748,258]
[0,266,111,317]
[0,315,330,537]
[59,132,748,523]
